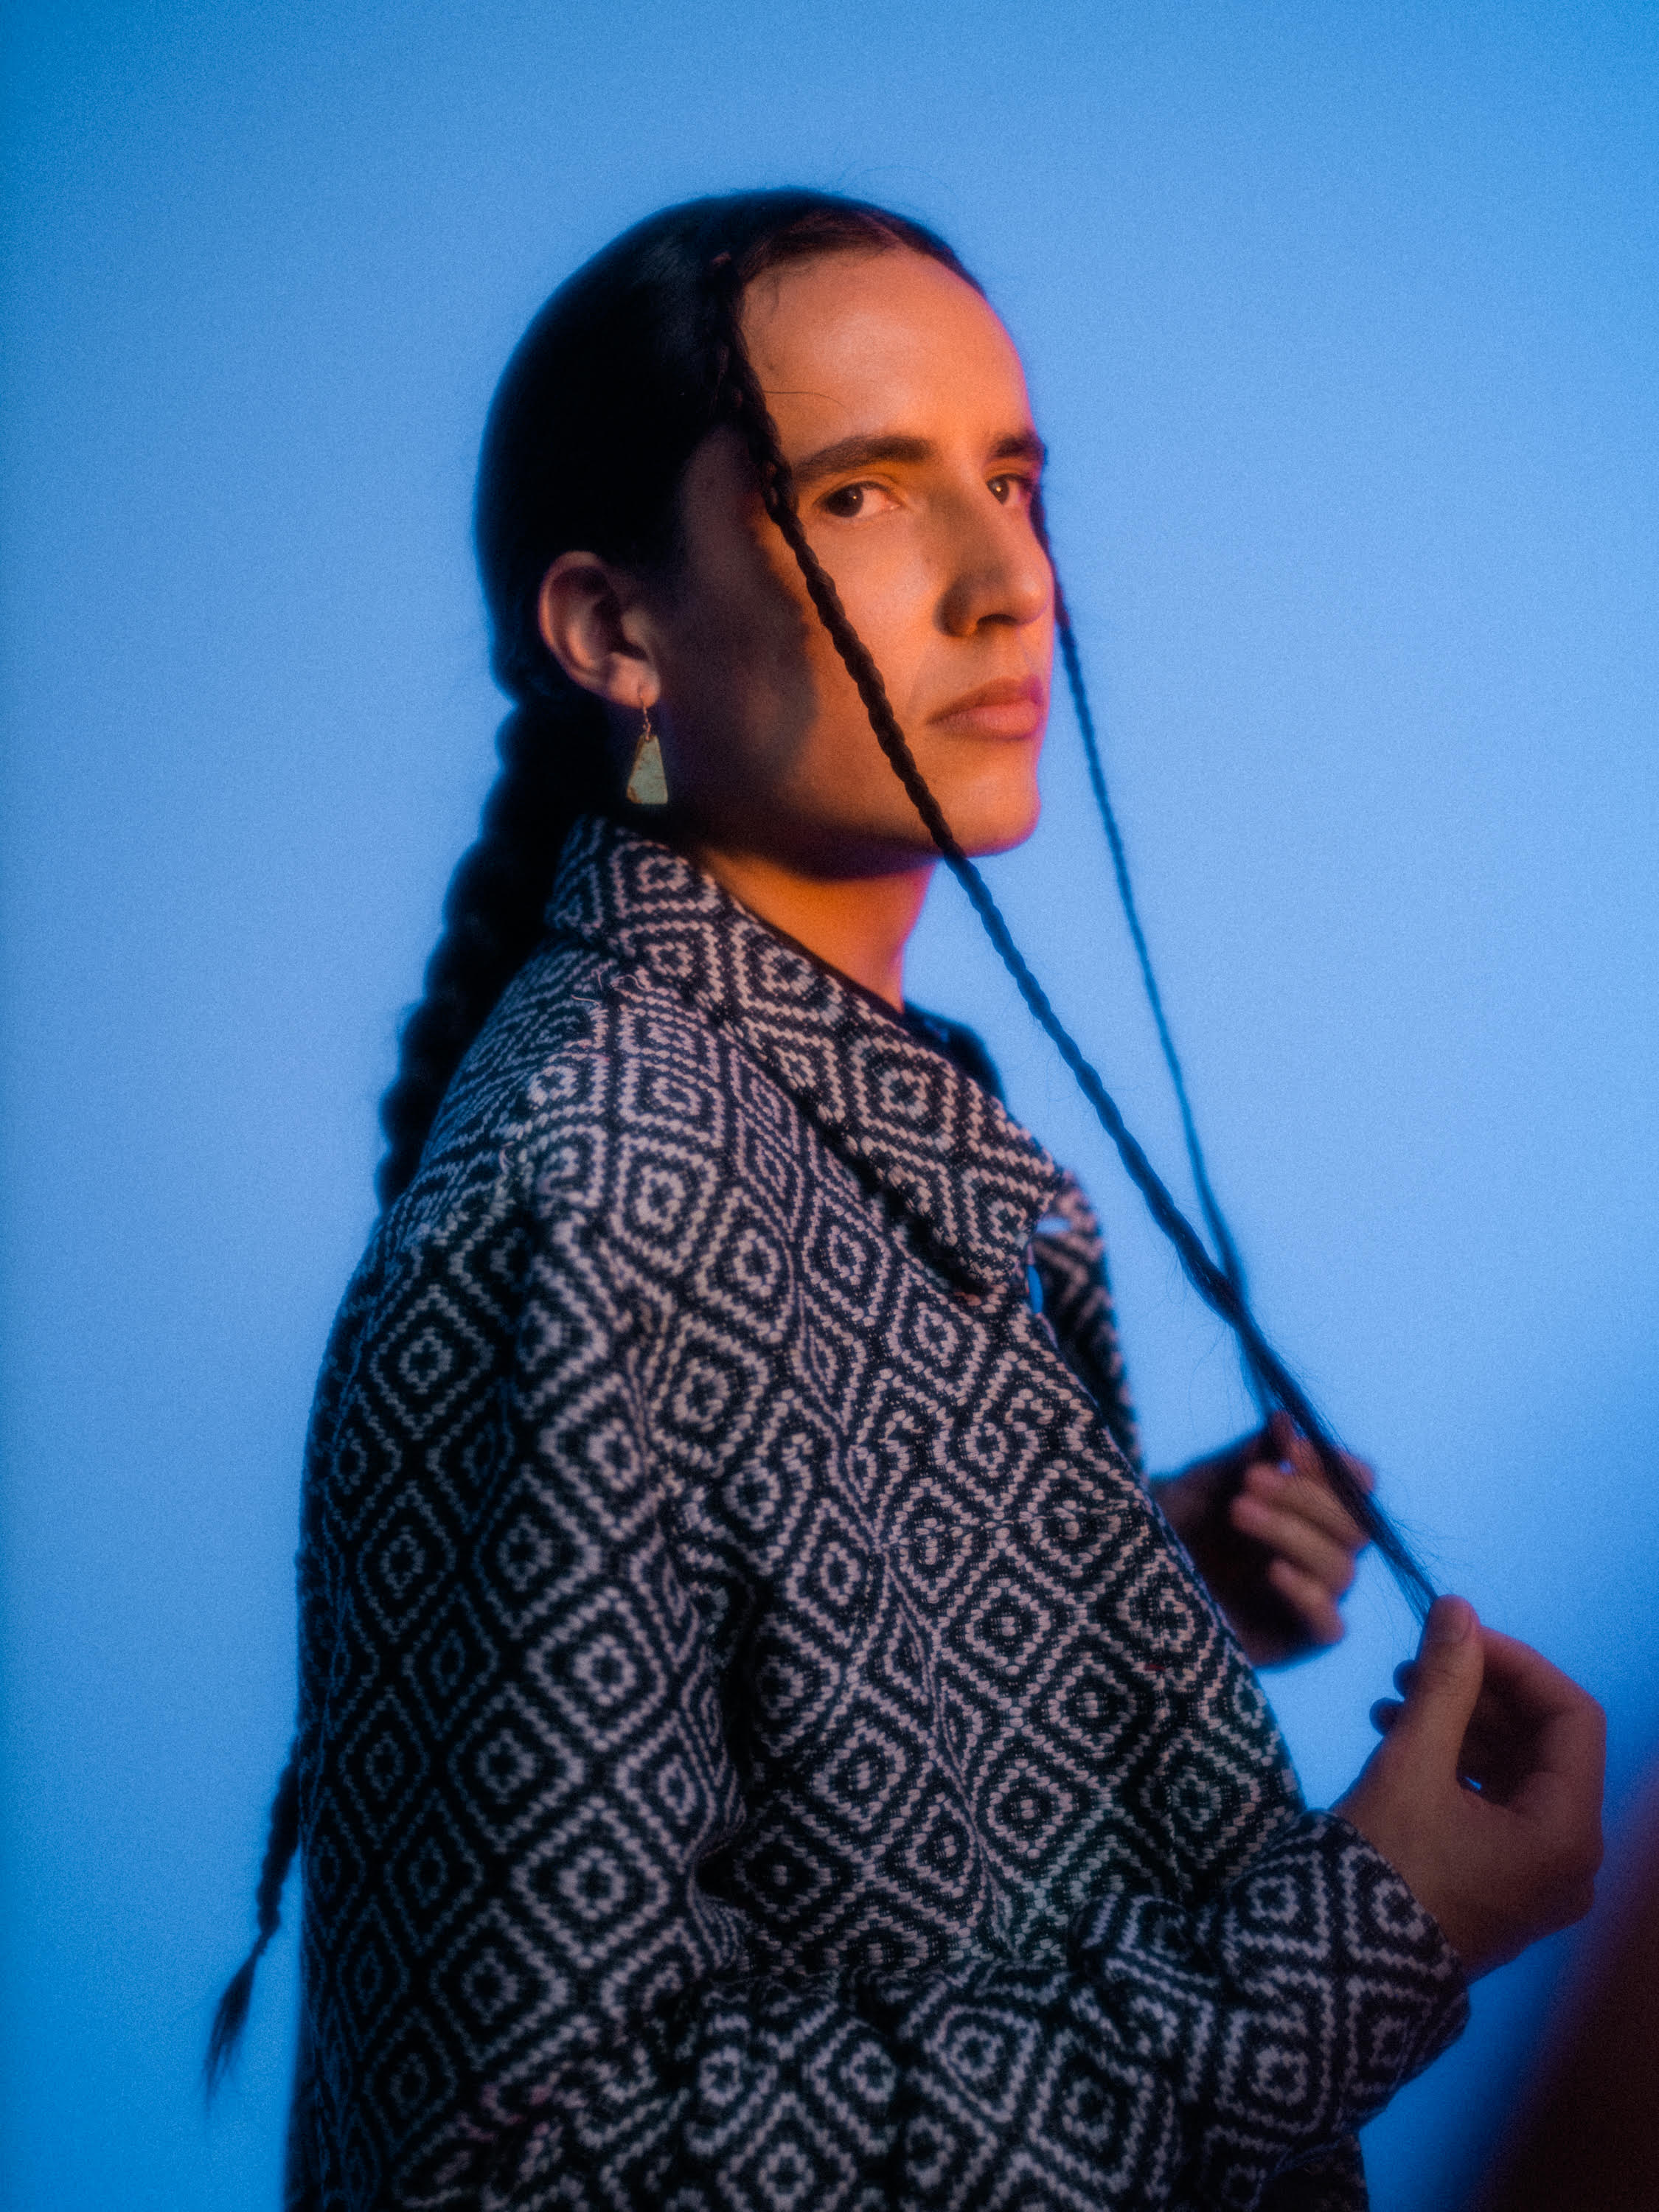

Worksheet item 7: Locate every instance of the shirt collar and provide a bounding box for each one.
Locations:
[547,814,1065,1293]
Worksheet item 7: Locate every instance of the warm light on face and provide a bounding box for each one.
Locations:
[647,248,1055,877]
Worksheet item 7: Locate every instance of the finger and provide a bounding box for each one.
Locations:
[1231,1490,1359,1594]
[1449,1678,1562,1804]
[1240,1461,1370,1553]
[1393,1654,1489,1705]
[1457,1694,1528,1764]
[1475,1629,1597,1724]
[1278,1427,1376,1498]
[1394,1655,1506,1718]
[1391,1662,1525,1786]
[1265,1557,1345,1646]
[1475,1630,1606,1802]
[1248,1460,1380,1548]
[1260,1410,1300,1465]
[1389,1596,1486,1774]
[1458,1725,1537,1801]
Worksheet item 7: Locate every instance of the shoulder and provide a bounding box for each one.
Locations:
[392,938,810,1260]
[310,952,745,1446]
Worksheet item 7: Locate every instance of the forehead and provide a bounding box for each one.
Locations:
[740,248,1034,445]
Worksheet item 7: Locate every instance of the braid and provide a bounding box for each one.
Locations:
[204,1742,299,2098]
[208,467,609,2111]
[1050,590,1253,1310]
[1046,575,1266,1422]
[715,299,1435,1620]
[375,684,609,1208]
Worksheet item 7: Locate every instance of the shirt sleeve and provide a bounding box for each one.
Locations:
[302,1194,1465,2212]
[436,1820,1465,2210]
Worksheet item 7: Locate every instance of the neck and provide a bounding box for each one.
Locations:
[681,841,932,1009]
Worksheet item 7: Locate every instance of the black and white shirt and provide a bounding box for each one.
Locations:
[288,815,1467,2211]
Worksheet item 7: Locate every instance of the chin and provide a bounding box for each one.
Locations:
[949,762,1043,859]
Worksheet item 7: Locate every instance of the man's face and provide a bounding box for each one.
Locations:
[647,245,1054,877]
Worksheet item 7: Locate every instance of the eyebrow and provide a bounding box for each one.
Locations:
[789,428,1047,487]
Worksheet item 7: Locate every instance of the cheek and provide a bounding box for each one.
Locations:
[664,548,821,775]
[828,540,941,720]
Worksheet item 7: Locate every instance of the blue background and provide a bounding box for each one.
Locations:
[2,3,1655,2205]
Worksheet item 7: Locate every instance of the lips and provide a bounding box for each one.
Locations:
[928,675,1047,738]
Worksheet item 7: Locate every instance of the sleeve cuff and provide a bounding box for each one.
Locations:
[1071,1809,1470,2178]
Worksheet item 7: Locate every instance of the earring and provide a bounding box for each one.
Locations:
[625,701,669,807]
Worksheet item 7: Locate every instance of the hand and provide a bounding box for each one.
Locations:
[1152,1411,1372,1666]
[1337,1596,1605,1980]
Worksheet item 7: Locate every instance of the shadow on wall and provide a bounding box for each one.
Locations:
[1468,1756,1659,2212]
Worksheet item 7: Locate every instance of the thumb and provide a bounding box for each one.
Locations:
[1391,1596,1484,1774]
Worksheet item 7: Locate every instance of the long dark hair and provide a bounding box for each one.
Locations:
[373,192,977,1210]
[209,187,1431,2093]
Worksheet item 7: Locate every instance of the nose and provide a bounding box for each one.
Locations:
[936,487,1053,640]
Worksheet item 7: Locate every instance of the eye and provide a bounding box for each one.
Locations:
[818,479,894,521]
[987,473,1034,507]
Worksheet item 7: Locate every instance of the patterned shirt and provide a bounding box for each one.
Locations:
[288,815,1467,2211]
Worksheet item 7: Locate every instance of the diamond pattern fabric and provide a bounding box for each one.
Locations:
[288,816,1466,2211]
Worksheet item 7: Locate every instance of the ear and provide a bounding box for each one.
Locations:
[538,552,660,709]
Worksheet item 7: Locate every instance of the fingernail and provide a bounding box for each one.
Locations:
[1425,1596,1474,1648]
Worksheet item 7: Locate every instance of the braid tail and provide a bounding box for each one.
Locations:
[205,1743,299,2098]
